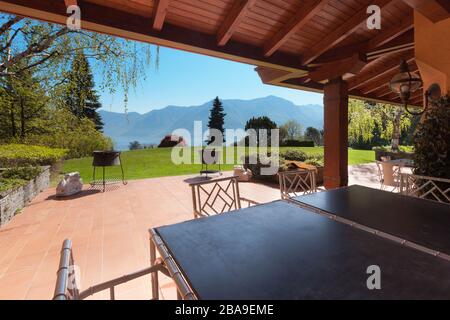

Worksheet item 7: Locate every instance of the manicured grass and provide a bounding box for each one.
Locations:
[63,147,375,183]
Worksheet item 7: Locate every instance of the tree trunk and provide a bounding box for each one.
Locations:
[20,96,25,139]
[391,108,403,152]
[9,103,16,138]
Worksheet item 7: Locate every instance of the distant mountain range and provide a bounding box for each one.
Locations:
[99,96,324,150]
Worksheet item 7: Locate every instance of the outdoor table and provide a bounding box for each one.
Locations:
[384,158,414,167]
[150,198,450,300]
[291,185,450,256]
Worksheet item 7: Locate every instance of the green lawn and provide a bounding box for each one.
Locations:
[63,147,375,183]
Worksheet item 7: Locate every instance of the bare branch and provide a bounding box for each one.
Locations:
[0,27,70,73]
[0,16,23,36]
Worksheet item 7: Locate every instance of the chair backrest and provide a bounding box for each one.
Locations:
[400,173,450,204]
[379,161,403,187]
[53,239,79,300]
[190,176,241,218]
[278,169,317,200]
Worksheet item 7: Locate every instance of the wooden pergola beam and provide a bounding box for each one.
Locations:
[309,53,366,82]
[301,0,395,65]
[217,0,255,47]
[153,0,170,31]
[402,0,450,23]
[360,64,418,94]
[367,14,414,50]
[0,0,306,73]
[263,0,329,57]
[64,0,77,6]
[348,53,415,91]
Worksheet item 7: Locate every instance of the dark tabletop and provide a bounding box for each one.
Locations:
[292,185,450,255]
[155,200,450,300]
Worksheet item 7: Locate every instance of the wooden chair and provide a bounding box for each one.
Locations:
[53,239,168,300]
[400,173,450,204]
[189,176,258,219]
[278,169,317,200]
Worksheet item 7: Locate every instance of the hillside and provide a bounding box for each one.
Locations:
[99,96,323,150]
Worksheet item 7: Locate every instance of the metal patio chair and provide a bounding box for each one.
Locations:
[400,173,450,204]
[278,169,317,200]
[53,239,169,300]
[376,160,404,192]
[189,176,259,219]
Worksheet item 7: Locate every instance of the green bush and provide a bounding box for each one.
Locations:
[0,178,27,194]
[414,96,450,179]
[0,166,43,194]
[0,144,68,167]
[372,145,414,153]
[281,150,308,162]
[22,108,113,159]
[2,166,42,180]
[304,155,324,167]
[281,140,315,147]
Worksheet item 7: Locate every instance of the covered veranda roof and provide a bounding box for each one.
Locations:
[2,0,448,106]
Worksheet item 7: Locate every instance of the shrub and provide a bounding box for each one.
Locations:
[0,144,68,167]
[1,166,42,180]
[281,150,308,162]
[0,166,42,194]
[281,140,314,147]
[242,153,281,181]
[21,108,113,159]
[0,178,26,194]
[413,96,450,179]
[304,155,324,167]
[372,145,414,153]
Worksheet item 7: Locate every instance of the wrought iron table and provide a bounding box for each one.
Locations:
[150,194,450,300]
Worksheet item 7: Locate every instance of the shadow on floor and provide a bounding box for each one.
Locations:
[46,189,102,201]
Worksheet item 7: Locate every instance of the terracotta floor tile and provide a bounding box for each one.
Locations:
[0,169,380,299]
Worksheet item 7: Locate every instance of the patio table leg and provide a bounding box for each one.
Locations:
[150,240,159,300]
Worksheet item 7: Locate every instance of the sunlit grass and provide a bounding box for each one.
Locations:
[63,147,375,183]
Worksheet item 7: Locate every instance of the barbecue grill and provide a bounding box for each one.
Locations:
[91,151,127,192]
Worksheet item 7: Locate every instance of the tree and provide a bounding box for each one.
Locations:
[63,51,104,131]
[128,141,142,150]
[413,96,450,179]
[347,99,414,150]
[305,127,321,146]
[0,60,48,140]
[280,120,303,140]
[0,13,157,110]
[206,97,226,145]
[245,116,277,147]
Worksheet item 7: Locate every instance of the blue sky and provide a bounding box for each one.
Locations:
[98,46,323,114]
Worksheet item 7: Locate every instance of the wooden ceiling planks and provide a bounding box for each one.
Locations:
[0,0,422,106]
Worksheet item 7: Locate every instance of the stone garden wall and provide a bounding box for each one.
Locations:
[0,166,50,226]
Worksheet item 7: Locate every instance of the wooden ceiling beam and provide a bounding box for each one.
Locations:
[367,14,414,49]
[348,53,415,91]
[0,0,306,73]
[217,0,255,46]
[64,0,77,6]
[312,23,414,66]
[402,0,450,23]
[153,0,170,31]
[255,66,307,84]
[263,0,329,57]
[309,53,366,82]
[301,0,395,65]
[360,64,418,94]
